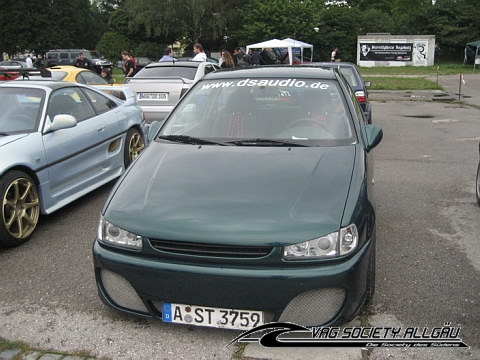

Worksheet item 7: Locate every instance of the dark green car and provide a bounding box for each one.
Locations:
[93,66,383,331]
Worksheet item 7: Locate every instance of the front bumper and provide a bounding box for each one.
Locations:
[93,237,374,328]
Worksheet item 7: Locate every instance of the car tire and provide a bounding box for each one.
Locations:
[365,240,376,304]
[0,171,40,247]
[476,160,480,206]
[124,128,145,168]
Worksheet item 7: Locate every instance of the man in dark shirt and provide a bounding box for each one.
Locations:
[121,51,135,77]
[74,52,93,70]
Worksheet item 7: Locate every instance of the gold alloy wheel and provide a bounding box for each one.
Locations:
[2,176,40,240]
[128,131,145,162]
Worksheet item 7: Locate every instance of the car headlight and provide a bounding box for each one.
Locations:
[97,215,143,250]
[283,224,358,260]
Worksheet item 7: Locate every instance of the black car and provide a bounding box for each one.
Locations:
[46,49,113,74]
[132,56,153,75]
[305,62,372,124]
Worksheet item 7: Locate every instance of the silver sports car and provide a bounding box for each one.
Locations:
[0,81,148,247]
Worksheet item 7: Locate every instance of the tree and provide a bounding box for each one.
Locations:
[0,0,108,56]
[237,0,318,46]
[313,3,363,62]
[96,31,133,62]
[121,0,243,51]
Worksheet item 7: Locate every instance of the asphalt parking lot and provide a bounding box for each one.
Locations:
[0,74,479,360]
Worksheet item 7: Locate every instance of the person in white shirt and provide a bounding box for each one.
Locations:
[26,55,33,68]
[192,43,207,62]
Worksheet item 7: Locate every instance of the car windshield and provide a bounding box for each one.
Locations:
[0,88,44,133]
[159,77,356,146]
[136,66,197,79]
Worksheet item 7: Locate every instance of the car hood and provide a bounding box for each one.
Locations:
[0,133,29,147]
[105,143,356,246]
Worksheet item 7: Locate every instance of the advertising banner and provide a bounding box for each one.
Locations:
[360,43,413,61]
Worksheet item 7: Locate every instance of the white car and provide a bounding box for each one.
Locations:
[124,61,220,123]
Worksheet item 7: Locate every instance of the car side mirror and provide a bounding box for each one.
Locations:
[50,114,77,131]
[148,120,163,143]
[365,124,383,152]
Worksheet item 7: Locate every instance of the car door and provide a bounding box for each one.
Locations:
[42,87,108,205]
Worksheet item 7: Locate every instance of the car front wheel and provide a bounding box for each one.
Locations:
[0,171,40,247]
[124,128,145,168]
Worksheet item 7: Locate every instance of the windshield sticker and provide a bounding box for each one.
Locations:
[201,79,330,90]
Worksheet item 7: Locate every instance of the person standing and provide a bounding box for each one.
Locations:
[158,48,176,62]
[331,47,341,62]
[250,49,261,65]
[121,51,135,77]
[25,55,33,68]
[192,43,207,62]
[220,50,235,68]
[34,54,45,69]
[74,52,93,70]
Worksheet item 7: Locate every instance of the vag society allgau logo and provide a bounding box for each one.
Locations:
[225,322,469,349]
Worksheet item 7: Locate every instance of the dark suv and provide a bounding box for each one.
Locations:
[46,49,112,74]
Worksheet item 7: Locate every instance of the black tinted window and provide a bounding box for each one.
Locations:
[135,66,197,79]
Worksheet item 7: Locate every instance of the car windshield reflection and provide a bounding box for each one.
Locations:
[159,78,356,146]
[0,88,44,133]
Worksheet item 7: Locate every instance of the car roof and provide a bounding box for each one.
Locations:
[0,80,85,91]
[203,65,338,80]
[144,61,202,69]
[47,65,86,72]
[309,62,357,68]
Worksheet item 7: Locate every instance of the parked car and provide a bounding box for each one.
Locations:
[46,49,113,74]
[124,60,220,123]
[306,62,373,123]
[93,66,383,330]
[0,67,21,81]
[0,80,148,247]
[133,56,152,73]
[476,142,480,205]
[17,66,113,85]
[0,60,28,70]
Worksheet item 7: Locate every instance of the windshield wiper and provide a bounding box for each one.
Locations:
[158,134,229,146]
[226,138,309,147]
[0,132,9,136]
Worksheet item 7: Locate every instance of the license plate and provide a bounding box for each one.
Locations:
[162,302,263,330]
[138,92,169,101]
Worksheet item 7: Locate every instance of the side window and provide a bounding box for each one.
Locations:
[47,53,57,65]
[60,53,69,63]
[48,88,96,122]
[82,88,117,114]
[349,87,368,125]
[204,65,215,74]
[76,71,108,85]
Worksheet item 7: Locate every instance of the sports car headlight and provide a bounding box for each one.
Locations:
[97,215,143,250]
[283,224,358,260]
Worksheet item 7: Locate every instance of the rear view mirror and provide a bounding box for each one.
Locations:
[365,124,383,152]
[50,114,77,131]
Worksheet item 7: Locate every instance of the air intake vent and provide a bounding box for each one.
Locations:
[149,239,273,258]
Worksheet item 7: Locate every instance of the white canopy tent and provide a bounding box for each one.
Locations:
[246,38,313,65]
[282,38,314,63]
